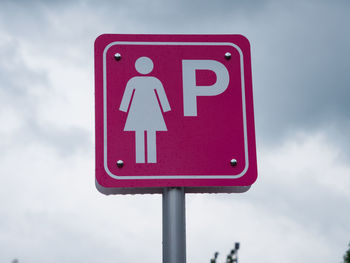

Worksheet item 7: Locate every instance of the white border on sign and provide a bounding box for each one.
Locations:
[103,41,249,179]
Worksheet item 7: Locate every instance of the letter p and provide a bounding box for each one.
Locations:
[182,60,229,116]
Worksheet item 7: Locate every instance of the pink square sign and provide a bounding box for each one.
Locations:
[95,34,257,194]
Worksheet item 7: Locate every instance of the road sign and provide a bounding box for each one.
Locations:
[95,34,257,194]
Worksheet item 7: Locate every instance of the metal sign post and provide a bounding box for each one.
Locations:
[162,187,186,263]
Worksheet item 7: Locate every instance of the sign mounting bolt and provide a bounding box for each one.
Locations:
[117,160,124,168]
[114,53,122,61]
[225,52,231,60]
[230,159,237,166]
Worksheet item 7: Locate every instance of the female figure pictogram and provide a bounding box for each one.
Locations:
[119,57,171,163]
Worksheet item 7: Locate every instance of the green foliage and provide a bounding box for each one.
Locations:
[344,243,350,263]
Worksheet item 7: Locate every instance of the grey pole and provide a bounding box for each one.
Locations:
[162,187,186,263]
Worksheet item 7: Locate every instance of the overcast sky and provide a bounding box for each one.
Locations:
[1,0,350,262]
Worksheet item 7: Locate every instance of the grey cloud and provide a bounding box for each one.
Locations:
[0,36,91,157]
[170,0,269,16]
[250,2,350,154]
[1,0,349,154]
[25,121,91,157]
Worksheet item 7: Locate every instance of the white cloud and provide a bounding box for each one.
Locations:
[187,131,350,263]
